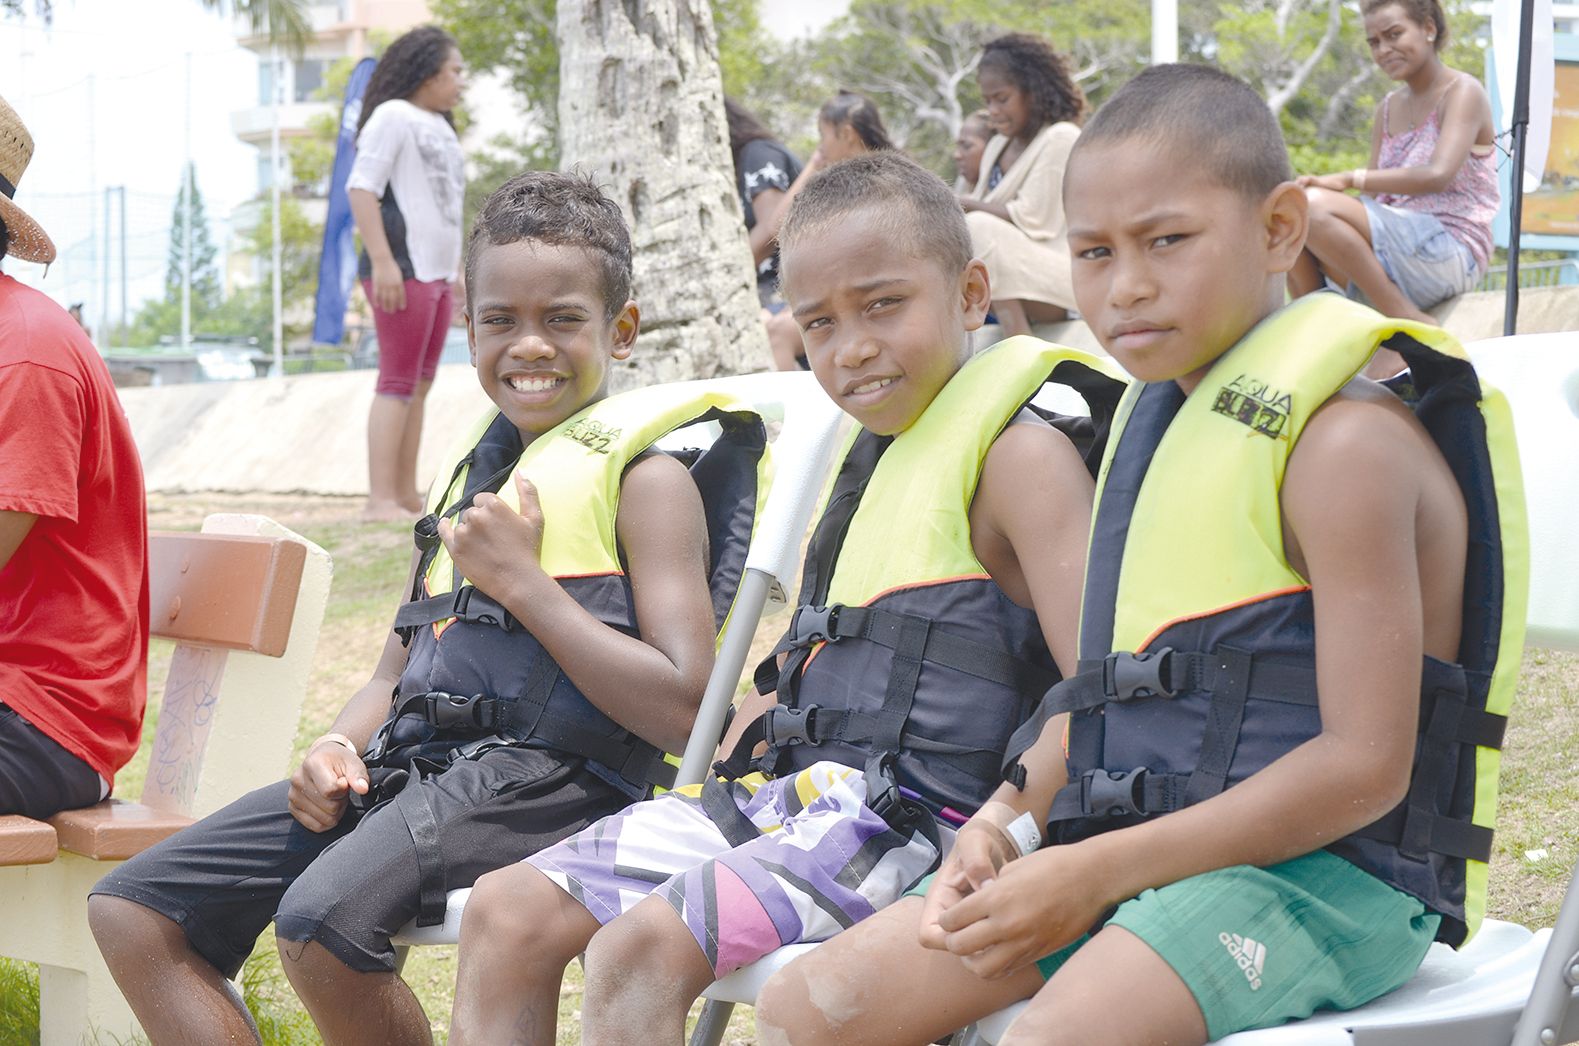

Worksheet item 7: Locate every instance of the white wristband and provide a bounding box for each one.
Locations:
[312,733,360,757]
[1003,811,1043,857]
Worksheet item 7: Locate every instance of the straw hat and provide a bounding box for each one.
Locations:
[0,95,57,265]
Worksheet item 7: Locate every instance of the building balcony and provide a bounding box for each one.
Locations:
[232,101,333,145]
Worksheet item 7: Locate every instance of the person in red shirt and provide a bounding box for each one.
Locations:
[0,95,149,819]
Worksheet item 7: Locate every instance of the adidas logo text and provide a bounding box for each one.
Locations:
[1219,932,1265,991]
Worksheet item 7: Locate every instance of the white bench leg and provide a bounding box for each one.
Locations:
[38,959,139,1046]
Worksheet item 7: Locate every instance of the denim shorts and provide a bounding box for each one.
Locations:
[1354,198,1480,310]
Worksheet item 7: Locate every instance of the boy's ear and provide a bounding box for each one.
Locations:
[464,311,478,367]
[1263,181,1310,275]
[609,300,640,360]
[960,258,992,332]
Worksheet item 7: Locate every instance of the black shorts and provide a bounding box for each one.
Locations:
[0,702,103,819]
[91,745,626,976]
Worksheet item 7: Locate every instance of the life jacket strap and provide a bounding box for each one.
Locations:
[1001,647,1319,789]
[784,603,1060,695]
[393,586,519,639]
[378,682,678,793]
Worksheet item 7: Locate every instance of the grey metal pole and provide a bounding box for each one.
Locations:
[675,569,773,788]
[1503,0,1535,337]
[1511,866,1579,1045]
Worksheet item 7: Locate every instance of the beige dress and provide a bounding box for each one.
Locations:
[967,121,1080,310]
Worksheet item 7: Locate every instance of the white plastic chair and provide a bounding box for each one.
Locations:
[390,370,849,951]
[954,333,1579,1045]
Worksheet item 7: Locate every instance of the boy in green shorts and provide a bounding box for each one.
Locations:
[757,64,1523,1046]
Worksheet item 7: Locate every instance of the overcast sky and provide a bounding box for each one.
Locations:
[0,0,849,326]
[1,0,259,323]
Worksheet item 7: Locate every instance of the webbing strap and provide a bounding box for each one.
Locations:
[793,605,1058,695]
[392,770,449,926]
[393,586,518,633]
[866,614,930,811]
[700,776,764,848]
[1001,648,1318,787]
[1353,807,1495,862]
[1183,647,1254,805]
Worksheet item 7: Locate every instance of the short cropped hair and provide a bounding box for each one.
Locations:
[464,170,633,318]
[1071,64,1293,202]
[778,152,972,286]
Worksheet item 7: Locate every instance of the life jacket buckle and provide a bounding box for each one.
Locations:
[1084,767,1147,818]
[863,750,903,823]
[421,691,498,732]
[1104,649,1176,701]
[764,704,821,748]
[789,605,843,648]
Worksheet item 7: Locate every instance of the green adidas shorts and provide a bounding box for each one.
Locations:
[1032,849,1440,1040]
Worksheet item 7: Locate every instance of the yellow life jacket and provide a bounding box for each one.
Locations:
[1003,294,1527,946]
[379,381,773,795]
[718,339,1128,825]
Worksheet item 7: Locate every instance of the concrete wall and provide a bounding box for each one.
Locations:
[122,287,1577,496]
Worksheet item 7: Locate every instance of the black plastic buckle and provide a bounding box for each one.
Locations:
[1104,649,1176,701]
[1084,767,1146,818]
[422,691,494,731]
[764,704,820,747]
[789,605,843,648]
[864,751,903,822]
[413,513,441,553]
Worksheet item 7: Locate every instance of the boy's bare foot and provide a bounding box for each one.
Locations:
[400,492,426,514]
[361,498,420,523]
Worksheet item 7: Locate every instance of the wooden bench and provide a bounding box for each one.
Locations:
[0,514,332,1046]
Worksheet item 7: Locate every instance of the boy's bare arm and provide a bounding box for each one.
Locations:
[440,453,716,755]
[932,398,1431,974]
[917,420,1090,950]
[288,550,418,831]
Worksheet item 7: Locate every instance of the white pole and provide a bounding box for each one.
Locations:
[87,73,102,339]
[181,52,193,353]
[271,39,284,379]
[1152,0,1179,64]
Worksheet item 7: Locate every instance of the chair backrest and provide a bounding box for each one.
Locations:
[141,515,332,817]
[1467,334,1579,653]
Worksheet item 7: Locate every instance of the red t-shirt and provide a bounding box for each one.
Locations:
[0,274,148,786]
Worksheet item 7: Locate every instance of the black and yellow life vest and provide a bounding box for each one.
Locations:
[376,381,772,794]
[718,340,1127,824]
[1003,294,1527,946]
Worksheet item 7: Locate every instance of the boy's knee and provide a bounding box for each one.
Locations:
[464,865,581,964]
[88,894,159,960]
[584,904,696,986]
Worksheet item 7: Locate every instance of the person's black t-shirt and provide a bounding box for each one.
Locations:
[736,138,802,293]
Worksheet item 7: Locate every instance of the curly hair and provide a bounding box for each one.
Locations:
[978,33,1086,130]
[357,25,458,135]
[818,91,894,152]
[464,171,633,320]
[1361,0,1449,52]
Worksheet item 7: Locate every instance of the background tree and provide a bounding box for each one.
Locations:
[556,0,766,383]
[165,162,222,314]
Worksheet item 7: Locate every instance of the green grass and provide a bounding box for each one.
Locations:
[2,492,1574,1045]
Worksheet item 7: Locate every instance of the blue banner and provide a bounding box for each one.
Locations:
[311,57,377,346]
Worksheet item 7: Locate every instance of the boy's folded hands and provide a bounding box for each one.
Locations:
[923,805,1113,980]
